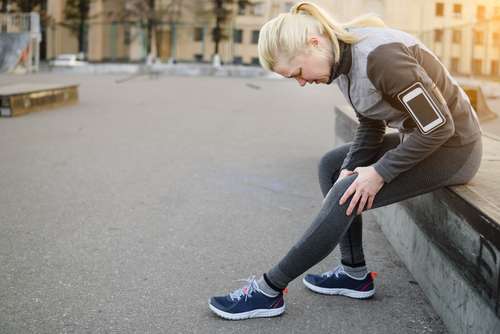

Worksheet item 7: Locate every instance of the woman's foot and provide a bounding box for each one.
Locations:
[209,276,286,320]
[303,258,376,298]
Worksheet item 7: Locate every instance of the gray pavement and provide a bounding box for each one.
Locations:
[0,74,447,333]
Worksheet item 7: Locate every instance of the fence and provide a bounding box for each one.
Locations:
[0,13,31,33]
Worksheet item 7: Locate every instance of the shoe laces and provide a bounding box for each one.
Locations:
[229,276,261,301]
[322,257,346,278]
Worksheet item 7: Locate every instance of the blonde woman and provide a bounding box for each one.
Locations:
[209,2,482,320]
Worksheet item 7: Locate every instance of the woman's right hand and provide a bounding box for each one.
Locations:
[322,169,355,205]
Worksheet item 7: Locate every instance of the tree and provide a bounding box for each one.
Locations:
[1,0,9,12]
[10,0,45,13]
[63,0,92,54]
[209,0,252,56]
[104,0,186,59]
[6,0,50,29]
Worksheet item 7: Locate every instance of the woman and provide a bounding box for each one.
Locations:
[209,2,482,320]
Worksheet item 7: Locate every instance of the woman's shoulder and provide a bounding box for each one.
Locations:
[352,27,419,50]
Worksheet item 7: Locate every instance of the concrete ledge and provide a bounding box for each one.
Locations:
[0,83,79,117]
[460,85,498,123]
[334,104,500,334]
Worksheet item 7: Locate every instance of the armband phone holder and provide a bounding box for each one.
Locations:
[397,82,446,135]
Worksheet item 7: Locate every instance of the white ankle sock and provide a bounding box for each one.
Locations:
[343,265,368,279]
[256,276,280,297]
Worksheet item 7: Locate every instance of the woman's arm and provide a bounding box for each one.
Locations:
[366,42,457,182]
[340,113,386,172]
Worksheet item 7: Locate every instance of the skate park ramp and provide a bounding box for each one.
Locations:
[0,32,30,74]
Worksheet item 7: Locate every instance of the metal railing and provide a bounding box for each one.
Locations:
[0,13,31,33]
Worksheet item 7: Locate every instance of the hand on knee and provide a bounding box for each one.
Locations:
[339,167,385,215]
[323,169,355,205]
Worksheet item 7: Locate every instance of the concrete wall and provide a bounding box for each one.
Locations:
[334,104,500,334]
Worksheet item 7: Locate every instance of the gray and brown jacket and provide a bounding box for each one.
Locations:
[328,27,482,183]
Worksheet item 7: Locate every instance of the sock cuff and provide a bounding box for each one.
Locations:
[341,259,366,268]
[263,273,284,293]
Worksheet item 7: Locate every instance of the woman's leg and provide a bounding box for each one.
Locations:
[317,143,367,268]
[265,134,482,291]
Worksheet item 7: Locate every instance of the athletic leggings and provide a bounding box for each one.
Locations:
[265,132,482,291]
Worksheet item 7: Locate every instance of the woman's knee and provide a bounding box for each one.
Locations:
[318,144,350,176]
[322,174,357,206]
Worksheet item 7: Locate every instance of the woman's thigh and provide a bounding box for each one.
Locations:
[371,137,482,209]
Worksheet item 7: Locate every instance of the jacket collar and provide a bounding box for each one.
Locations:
[327,40,352,85]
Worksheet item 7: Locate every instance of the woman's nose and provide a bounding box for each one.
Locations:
[296,77,307,87]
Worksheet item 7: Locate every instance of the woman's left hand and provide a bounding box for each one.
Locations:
[339,166,385,216]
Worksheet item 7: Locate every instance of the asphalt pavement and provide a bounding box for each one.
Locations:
[0,73,448,333]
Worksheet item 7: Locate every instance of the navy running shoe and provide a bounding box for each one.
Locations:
[303,258,376,299]
[209,276,286,320]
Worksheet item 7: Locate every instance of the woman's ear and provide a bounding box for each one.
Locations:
[308,36,322,49]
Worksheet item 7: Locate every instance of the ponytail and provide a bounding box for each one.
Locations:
[258,1,386,72]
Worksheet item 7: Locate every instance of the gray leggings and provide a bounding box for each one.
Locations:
[265,132,482,291]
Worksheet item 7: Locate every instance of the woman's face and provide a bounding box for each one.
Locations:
[273,37,332,87]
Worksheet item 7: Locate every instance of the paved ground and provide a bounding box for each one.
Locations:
[0,73,451,333]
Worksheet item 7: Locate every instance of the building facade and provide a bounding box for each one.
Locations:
[42,0,500,77]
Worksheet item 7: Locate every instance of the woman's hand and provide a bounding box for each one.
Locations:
[322,169,355,205]
[339,166,385,216]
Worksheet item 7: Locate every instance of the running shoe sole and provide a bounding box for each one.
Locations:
[302,278,375,299]
[209,301,285,320]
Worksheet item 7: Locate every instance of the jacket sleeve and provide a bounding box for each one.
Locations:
[366,42,456,183]
[341,112,386,172]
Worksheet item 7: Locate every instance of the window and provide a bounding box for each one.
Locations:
[254,3,265,16]
[473,59,482,74]
[436,3,444,16]
[233,56,242,65]
[474,31,484,45]
[124,27,131,45]
[284,3,293,13]
[194,54,204,62]
[194,27,203,42]
[493,32,500,46]
[451,58,459,72]
[238,1,246,15]
[434,29,443,43]
[452,4,462,18]
[234,29,243,44]
[251,57,260,65]
[251,30,259,44]
[452,29,461,43]
[477,6,485,20]
[492,60,499,75]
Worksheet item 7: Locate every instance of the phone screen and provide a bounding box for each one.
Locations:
[406,93,439,127]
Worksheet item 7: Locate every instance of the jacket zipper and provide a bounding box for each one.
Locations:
[345,74,358,114]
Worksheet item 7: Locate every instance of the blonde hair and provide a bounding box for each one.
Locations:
[258,2,386,71]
